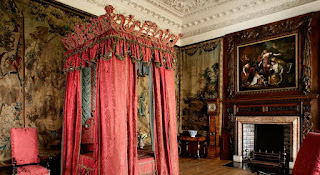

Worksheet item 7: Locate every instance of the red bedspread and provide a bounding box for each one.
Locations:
[77,149,156,174]
[138,149,156,175]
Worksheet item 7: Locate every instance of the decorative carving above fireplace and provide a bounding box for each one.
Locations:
[223,13,316,99]
[220,12,320,161]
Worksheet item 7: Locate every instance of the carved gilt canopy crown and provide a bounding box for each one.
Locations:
[61,5,182,51]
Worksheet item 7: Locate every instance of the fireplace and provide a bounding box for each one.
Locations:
[255,124,285,153]
[235,116,300,168]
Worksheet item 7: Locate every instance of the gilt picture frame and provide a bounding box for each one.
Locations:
[237,33,298,93]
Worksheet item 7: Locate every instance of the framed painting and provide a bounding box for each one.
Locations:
[237,33,298,93]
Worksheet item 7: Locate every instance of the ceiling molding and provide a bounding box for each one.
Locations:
[182,0,317,38]
[56,0,320,46]
[144,0,215,17]
[183,0,235,18]
[86,0,182,29]
[181,0,270,30]
[178,0,320,46]
[56,0,183,32]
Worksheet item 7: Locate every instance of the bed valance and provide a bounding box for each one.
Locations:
[61,5,181,72]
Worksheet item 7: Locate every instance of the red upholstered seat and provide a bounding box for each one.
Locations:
[16,165,49,175]
[292,132,320,175]
[11,128,50,175]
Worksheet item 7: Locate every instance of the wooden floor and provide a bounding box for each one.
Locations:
[0,158,254,175]
[179,157,255,175]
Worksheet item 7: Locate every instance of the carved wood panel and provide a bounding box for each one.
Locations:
[302,104,314,140]
[224,13,314,98]
[221,12,319,159]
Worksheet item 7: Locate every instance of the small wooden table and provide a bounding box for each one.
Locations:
[178,135,207,158]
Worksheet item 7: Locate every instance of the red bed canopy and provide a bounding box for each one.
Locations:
[61,5,181,175]
[61,5,181,71]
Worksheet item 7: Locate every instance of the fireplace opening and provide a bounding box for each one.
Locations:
[254,124,284,153]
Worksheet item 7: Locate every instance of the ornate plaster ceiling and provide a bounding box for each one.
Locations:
[56,0,320,46]
[145,0,215,15]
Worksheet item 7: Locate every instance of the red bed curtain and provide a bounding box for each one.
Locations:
[63,55,82,175]
[94,54,138,175]
[152,65,179,175]
[164,68,180,174]
[62,46,180,175]
[126,56,138,175]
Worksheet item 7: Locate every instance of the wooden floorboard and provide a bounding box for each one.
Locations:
[179,157,255,175]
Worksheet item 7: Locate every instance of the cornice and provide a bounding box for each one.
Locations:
[181,0,270,29]
[85,0,183,31]
[56,0,320,46]
[144,0,212,17]
[143,0,237,18]
[183,0,235,18]
[141,0,184,18]
[182,0,317,38]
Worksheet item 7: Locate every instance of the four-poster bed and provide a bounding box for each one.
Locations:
[61,5,181,175]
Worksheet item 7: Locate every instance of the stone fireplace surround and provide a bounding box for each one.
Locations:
[241,123,291,160]
[234,116,300,169]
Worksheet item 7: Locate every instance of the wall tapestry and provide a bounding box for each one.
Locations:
[137,74,152,146]
[24,0,87,155]
[174,46,181,133]
[180,39,221,134]
[0,0,24,161]
[237,34,297,92]
[136,48,180,145]
[0,0,89,162]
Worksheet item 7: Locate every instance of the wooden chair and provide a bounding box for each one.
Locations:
[11,128,50,175]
